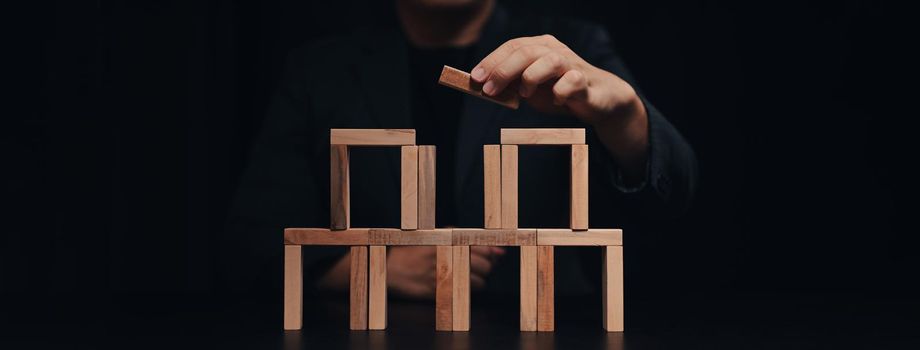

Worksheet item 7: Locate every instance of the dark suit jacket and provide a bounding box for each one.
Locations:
[222,6,697,297]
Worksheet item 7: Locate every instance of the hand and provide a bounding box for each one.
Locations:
[471,35,650,181]
[386,246,505,300]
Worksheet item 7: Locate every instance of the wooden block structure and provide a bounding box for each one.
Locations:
[283,128,624,333]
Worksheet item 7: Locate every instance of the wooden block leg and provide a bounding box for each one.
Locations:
[520,246,537,331]
[330,145,350,230]
[570,144,588,230]
[453,246,470,331]
[418,146,437,229]
[603,246,624,332]
[401,146,419,230]
[501,145,519,229]
[284,245,303,330]
[483,145,502,229]
[350,246,369,330]
[368,246,387,330]
[537,246,554,331]
[435,246,454,331]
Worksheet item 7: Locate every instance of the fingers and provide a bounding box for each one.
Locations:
[470,251,493,277]
[552,69,589,106]
[472,36,531,82]
[482,45,553,96]
[519,52,569,97]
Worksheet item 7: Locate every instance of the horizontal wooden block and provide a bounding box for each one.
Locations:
[284,228,369,245]
[451,229,536,246]
[500,128,586,145]
[537,229,623,246]
[330,129,416,146]
[368,229,452,246]
[438,65,519,110]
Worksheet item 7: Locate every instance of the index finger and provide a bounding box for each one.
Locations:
[472,36,538,82]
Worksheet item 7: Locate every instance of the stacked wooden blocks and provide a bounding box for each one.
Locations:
[283,128,624,333]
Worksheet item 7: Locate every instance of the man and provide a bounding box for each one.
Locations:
[223,0,697,300]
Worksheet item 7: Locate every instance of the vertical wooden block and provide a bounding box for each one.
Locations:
[435,246,454,331]
[401,146,419,230]
[418,146,437,230]
[283,245,303,330]
[368,246,387,330]
[603,246,624,332]
[501,145,518,229]
[452,246,471,331]
[349,246,369,330]
[330,145,350,230]
[537,246,554,331]
[571,144,589,231]
[520,246,537,331]
[483,145,502,229]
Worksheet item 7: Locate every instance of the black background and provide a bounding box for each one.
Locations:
[5,0,919,317]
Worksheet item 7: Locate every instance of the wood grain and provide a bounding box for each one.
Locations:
[401,146,419,230]
[501,145,518,229]
[349,246,369,330]
[520,246,538,331]
[284,228,369,245]
[537,246,554,331]
[452,246,471,331]
[330,129,416,146]
[570,144,589,230]
[368,246,387,330]
[451,228,536,246]
[368,228,452,245]
[500,128,586,145]
[438,65,519,109]
[483,145,502,229]
[537,229,623,246]
[435,246,453,331]
[603,246,624,332]
[283,245,302,330]
[330,145,350,230]
[418,145,436,229]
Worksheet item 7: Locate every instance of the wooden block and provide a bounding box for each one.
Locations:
[368,228,452,246]
[520,246,537,331]
[451,228,536,246]
[330,129,416,146]
[283,228,369,245]
[570,144,589,230]
[537,246,554,331]
[603,246,624,332]
[435,246,453,331]
[368,246,387,330]
[283,245,302,330]
[330,145,350,230]
[537,229,623,246]
[349,246,369,330]
[418,146,436,229]
[438,65,519,109]
[401,146,419,230]
[501,145,518,229]
[452,246,471,331]
[500,128,586,145]
[483,145,502,229]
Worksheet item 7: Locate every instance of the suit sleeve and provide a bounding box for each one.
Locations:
[581,26,699,219]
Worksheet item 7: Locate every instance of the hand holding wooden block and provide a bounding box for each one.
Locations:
[439,66,520,109]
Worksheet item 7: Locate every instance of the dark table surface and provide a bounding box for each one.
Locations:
[2,293,919,349]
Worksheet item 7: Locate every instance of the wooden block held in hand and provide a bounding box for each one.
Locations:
[570,144,589,230]
[500,128,586,145]
[483,145,502,229]
[330,145,350,230]
[349,246,369,330]
[501,145,518,229]
[419,146,436,229]
[438,65,519,109]
[537,246,554,331]
[283,245,302,330]
[368,246,387,330]
[520,246,537,331]
[401,146,419,230]
[330,129,416,146]
[603,246,624,332]
[435,246,453,331]
[452,246,471,331]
